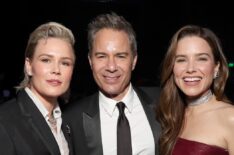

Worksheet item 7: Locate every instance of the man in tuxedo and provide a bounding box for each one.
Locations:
[64,12,160,155]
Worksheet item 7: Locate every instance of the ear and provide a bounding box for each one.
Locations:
[25,58,33,76]
[132,55,138,71]
[88,54,93,70]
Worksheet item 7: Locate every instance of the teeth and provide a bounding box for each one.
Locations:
[183,77,201,82]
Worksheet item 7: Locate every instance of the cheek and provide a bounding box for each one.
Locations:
[200,65,215,77]
[173,65,184,78]
[32,65,48,76]
[119,60,133,71]
[173,65,184,85]
[63,69,74,80]
[91,61,102,71]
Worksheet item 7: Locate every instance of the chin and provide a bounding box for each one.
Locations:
[101,88,119,96]
[45,91,64,98]
[184,91,202,98]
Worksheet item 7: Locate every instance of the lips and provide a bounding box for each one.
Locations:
[183,77,202,82]
[46,79,62,86]
[103,75,120,84]
[182,76,202,86]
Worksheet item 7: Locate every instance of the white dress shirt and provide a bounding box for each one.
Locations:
[25,87,69,155]
[99,84,155,155]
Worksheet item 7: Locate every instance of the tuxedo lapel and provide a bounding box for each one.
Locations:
[18,90,60,155]
[82,93,103,155]
[62,123,73,155]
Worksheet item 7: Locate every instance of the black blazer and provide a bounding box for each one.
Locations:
[64,87,161,155]
[0,90,73,155]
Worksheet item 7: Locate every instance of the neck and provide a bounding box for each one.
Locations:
[187,90,213,106]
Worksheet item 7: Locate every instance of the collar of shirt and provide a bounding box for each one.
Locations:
[24,87,61,120]
[99,84,134,117]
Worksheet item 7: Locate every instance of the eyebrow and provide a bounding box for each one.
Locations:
[175,52,211,58]
[38,54,74,61]
[94,51,129,55]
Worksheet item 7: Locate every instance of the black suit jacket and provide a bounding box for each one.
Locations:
[0,90,73,155]
[64,87,161,155]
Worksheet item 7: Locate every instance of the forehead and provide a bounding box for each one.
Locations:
[34,38,75,58]
[92,29,131,56]
[176,36,212,55]
[94,29,129,45]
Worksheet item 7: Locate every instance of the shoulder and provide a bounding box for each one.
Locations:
[63,92,98,115]
[136,86,160,95]
[0,98,18,116]
[215,102,234,134]
[135,86,160,103]
[221,103,234,127]
[218,103,234,154]
[216,102,234,120]
[0,98,22,130]
[214,101,234,120]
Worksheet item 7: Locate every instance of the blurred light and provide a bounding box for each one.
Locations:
[3,89,10,97]
[228,62,234,68]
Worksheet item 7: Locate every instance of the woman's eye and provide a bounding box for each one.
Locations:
[175,59,185,63]
[198,57,208,61]
[62,61,71,66]
[41,58,50,63]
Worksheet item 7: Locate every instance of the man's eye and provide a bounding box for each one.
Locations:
[97,55,106,59]
[118,55,126,58]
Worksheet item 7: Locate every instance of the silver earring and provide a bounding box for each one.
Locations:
[213,71,219,79]
[28,72,32,76]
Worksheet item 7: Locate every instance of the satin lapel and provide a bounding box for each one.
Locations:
[83,94,103,155]
[17,90,60,155]
[62,123,73,155]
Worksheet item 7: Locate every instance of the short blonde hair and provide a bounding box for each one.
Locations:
[17,22,75,90]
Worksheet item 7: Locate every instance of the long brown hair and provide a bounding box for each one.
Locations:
[156,25,229,155]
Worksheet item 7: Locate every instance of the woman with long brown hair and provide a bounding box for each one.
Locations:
[157,25,234,155]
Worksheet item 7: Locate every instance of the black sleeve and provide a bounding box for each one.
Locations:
[0,122,16,155]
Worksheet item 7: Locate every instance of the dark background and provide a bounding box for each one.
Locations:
[1,0,233,102]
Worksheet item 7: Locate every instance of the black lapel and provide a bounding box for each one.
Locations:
[17,90,60,155]
[61,122,73,155]
[82,93,103,155]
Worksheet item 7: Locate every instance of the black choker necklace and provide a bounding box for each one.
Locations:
[188,90,213,106]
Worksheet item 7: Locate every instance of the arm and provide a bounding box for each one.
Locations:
[0,122,16,155]
[226,106,234,155]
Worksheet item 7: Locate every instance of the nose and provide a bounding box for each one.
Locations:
[51,63,61,75]
[106,57,117,72]
[186,61,196,73]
